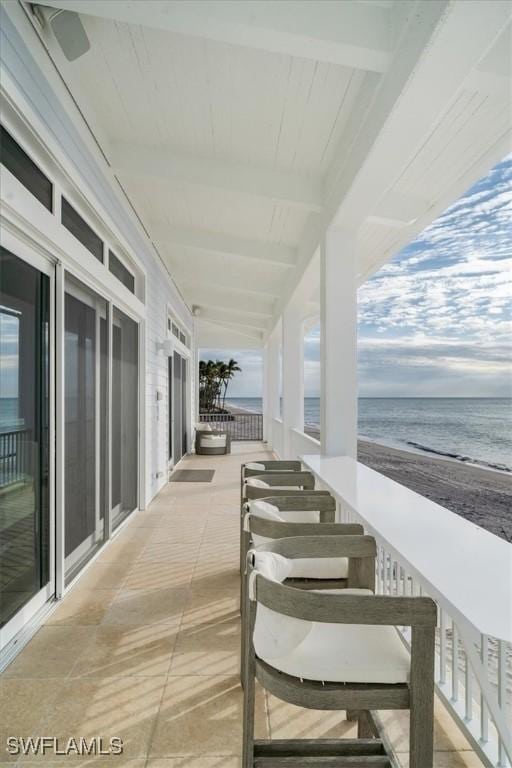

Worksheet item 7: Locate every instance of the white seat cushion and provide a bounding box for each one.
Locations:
[253,586,409,684]
[245,501,331,551]
[288,557,349,580]
[249,500,281,518]
[196,422,212,432]
[245,477,293,491]
[245,477,270,488]
[245,462,266,471]
[200,434,226,447]
[244,500,282,546]
[280,510,320,523]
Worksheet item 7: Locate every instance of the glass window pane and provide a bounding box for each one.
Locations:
[61,198,103,263]
[109,250,135,294]
[1,126,53,212]
[0,248,50,627]
[64,275,107,581]
[181,358,187,455]
[111,307,138,528]
[173,352,182,463]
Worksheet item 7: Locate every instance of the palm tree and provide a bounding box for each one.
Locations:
[222,358,241,408]
[199,358,242,413]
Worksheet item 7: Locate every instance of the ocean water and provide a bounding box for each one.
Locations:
[3,395,511,471]
[0,398,21,430]
[226,397,512,472]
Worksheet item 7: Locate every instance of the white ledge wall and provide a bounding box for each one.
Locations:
[0,4,194,506]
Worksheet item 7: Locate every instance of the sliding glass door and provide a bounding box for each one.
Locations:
[0,250,141,649]
[0,247,51,632]
[64,275,107,581]
[171,351,188,464]
[111,307,138,528]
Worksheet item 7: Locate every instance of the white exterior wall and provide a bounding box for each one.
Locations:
[0,3,194,507]
[144,259,195,503]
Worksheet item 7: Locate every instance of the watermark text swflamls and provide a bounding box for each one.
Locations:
[6,736,124,756]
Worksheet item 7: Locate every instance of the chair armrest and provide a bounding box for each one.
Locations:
[255,576,437,628]
[250,471,315,488]
[243,460,302,477]
[251,533,375,590]
[254,534,375,560]
[244,487,328,502]
[260,494,336,513]
[249,518,363,539]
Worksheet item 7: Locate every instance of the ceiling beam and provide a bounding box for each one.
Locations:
[196,322,264,350]
[150,224,296,267]
[174,266,282,297]
[179,282,275,317]
[35,0,392,72]
[367,192,428,228]
[325,0,512,229]
[196,317,263,343]
[271,0,511,330]
[195,306,270,331]
[110,142,322,211]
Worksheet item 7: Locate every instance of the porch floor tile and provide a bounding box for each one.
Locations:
[1,443,483,767]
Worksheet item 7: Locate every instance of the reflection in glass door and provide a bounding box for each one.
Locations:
[173,352,182,464]
[172,351,188,464]
[64,276,107,581]
[0,248,50,629]
[111,307,138,529]
[181,357,187,457]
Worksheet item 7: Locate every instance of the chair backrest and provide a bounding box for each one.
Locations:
[248,536,436,631]
[256,494,336,514]
[250,535,376,592]
[242,460,302,478]
[243,472,315,503]
[249,516,364,542]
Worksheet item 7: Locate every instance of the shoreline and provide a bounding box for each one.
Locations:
[225,408,512,541]
[357,438,512,542]
[304,424,511,476]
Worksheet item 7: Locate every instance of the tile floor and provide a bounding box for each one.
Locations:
[0,443,483,766]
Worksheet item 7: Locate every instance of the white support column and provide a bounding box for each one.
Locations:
[282,295,304,458]
[264,328,280,448]
[320,228,358,457]
[262,342,269,443]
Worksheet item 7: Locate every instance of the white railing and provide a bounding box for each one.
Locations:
[271,417,284,458]
[301,454,511,768]
[290,427,320,458]
[368,541,510,767]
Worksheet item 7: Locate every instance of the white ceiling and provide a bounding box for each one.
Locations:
[32,0,511,347]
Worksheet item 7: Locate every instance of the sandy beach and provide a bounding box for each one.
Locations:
[302,426,511,541]
[357,438,512,542]
[223,407,512,542]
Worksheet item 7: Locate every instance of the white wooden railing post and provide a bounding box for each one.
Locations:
[264,325,281,451]
[320,227,358,458]
[282,294,304,458]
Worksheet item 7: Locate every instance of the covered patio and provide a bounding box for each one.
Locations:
[0,0,510,765]
[1,444,482,767]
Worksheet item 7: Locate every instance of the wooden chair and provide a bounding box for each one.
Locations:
[239,492,334,583]
[240,498,365,685]
[240,460,302,494]
[241,470,316,512]
[242,535,436,768]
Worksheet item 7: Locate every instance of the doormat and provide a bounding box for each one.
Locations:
[170,469,215,483]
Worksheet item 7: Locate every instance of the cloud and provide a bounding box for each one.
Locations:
[201,157,512,398]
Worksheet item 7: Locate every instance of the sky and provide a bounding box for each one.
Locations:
[208,155,512,398]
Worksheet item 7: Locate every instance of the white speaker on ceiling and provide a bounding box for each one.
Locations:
[32,4,91,62]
